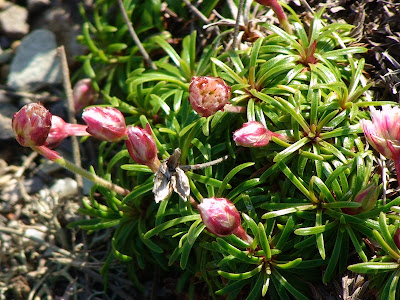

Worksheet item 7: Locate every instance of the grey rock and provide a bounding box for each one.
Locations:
[7,29,62,91]
[0,102,17,139]
[33,7,85,65]
[0,4,29,38]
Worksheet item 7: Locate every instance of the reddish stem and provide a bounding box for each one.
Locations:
[233,226,254,245]
[64,124,90,136]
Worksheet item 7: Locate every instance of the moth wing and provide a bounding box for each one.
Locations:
[153,163,173,203]
[172,168,190,201]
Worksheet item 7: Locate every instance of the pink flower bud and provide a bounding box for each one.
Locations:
[12,103,52,147]
[233,121,272,147]
[342,180,379,215]
[254,0,291,34]
[361,106,400,185]
[198,197,241,237]
[46,116,90,148]
[73,79,98,112]
[82,107,127,142]
[125,124,160,172]
[189,76,231,117]
[361,106,400,161]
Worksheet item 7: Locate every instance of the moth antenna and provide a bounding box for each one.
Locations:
[180,154,229,171]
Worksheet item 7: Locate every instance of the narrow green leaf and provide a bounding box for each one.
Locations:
[294,220,338,235]
[322,47,367,59]
[323,228,344,283]
[218,264,263,280]
[216,238,262,264]
[258,223,271,260]
[273,258,302,269]
[373,229,400,260]
[246,272,264,300]
[316,210,326,260]
[346,226,368,262]
[112,236,133,262]
[348,262,399,273]
[211,57,245,84]
[379,212,400,257]
[271,270,309,300]
[216,278,250,295]
[275,216,295,250]
[273,137,310,163]
[262,204,316,219]
[310,176,336,203]
[216,162,255,197]
[144,215,201,238]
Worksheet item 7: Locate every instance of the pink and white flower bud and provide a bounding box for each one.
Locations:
[73,79,98,113]
[233,121,272,147]
[198,197,241,237]
[361,106,400,184]
[82,106,127,142]
[12,103,52,147]
[361,106,400,160]
[189,76,231,117]
[233,121,289,148]
[125,124,160,172]
[46,116,90,148]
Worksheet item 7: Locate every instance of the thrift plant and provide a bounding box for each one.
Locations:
[12,0,400,299]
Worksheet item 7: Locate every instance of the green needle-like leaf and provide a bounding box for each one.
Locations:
[218,264,263,280]
[258,223,271,260]
[348,262,399,273]
[144,215,201,238]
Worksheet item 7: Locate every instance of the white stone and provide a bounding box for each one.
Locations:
[0,4,29,38]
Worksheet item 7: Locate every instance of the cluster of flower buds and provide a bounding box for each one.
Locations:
[233,121,288,147]
[361,106,400,184]
[12,102,130,195]
[198,197,253,244]
[189,76,231,117]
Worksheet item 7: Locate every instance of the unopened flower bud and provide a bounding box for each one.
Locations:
[189,76,231,117]
[73,79,98,112]
[233,121,271,147]
[254,0,291,34]
[12,103,52,147]
[82,107,127,142]
[362,106,400,185]
[233,121,288,147]
[198,197,241,237]
[46,116,89,148]
[342,180,379,215]
[125,124,160,172]
[362,106,400,161]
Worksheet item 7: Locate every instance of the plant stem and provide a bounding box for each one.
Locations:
[117,0,156,70]
[232,0,244,50]
[58,46,84,195]
[32,146,130,196]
